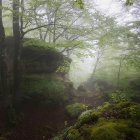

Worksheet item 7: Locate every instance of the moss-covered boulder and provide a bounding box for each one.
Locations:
[53,102,140,140]
[66,129,83,140]
[64,120,140,140]
[101,102,140,120]
[5,37,71,74]
[21,38,70,73]
[66,103,88,118]
[90,120,140,140]
[21,75,66,105]
[77,110,99,126]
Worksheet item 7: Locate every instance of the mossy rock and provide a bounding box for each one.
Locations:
[65,120,140,140]
[21,44,64,73]
[66,103,88,118]
[57,102,140,140]
[66,129,83,140]
[77,110,99,126]
[52,135,63,140]
[102,102,140,120]
[90,121,122,140]
[90,120,140,140]
[5,37,71,74]
[21,75,66,105]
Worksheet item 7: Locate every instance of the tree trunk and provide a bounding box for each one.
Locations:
[13,0,21,100]
[92,54,100,77]
[0,0,7,96]
[20,0,24,40]
[117,57,123,88]
[53,19,56,43]
[92,50,102,78]
[53,10,57,44]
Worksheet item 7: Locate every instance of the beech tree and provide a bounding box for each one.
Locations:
[0,0,7,96]
[12,0,21,98]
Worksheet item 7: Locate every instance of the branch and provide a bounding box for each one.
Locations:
[22,23,53,37]
[54,13,83,42]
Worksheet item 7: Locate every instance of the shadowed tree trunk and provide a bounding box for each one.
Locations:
[117,55,126,88]
[0,0,7,96]
[13,0,21,101]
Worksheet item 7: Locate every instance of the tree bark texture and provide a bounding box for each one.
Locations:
[0,0,7,95]
[13,0,21,98]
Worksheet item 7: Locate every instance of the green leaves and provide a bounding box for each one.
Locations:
[74,0,84,9]
[110,90,131,103]
[56,60,70,73]
[125,0,135,5]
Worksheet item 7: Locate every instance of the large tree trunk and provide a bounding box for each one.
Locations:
[0,0,7,96]
[13,0,21,100]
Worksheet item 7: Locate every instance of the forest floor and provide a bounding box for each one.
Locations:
[0,93,105,140]
[6,103,76,140]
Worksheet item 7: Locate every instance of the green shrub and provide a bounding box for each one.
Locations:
[66,129,82,140]
[77,110,99,126]
[95,102,111,113]
[66,103,88,118]
[110,90,131,103]
[56,60,70,73]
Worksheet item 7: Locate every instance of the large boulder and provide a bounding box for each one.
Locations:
[5,37,71,74]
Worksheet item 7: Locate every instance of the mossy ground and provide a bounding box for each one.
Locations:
[66,103,89,118]
[53,101,140,140]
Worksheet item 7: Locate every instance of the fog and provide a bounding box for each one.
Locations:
[68,0,139,88]
[69,52,94,88]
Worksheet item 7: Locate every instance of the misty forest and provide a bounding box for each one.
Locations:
[0,0,140,140]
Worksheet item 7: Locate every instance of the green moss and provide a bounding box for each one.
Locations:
[54,102,140,140]
[80,120,140,140]
[64,120,140,140]
[115,121,140,140]
[52,135,63,140]
[77,110,99,126]
[66,103,88,118]
[102,102,140,120]
[66,129,83,140]
[23,38,54,48]
[91,122,120,140]
[21,75,66,105]
[21,39,67,73]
